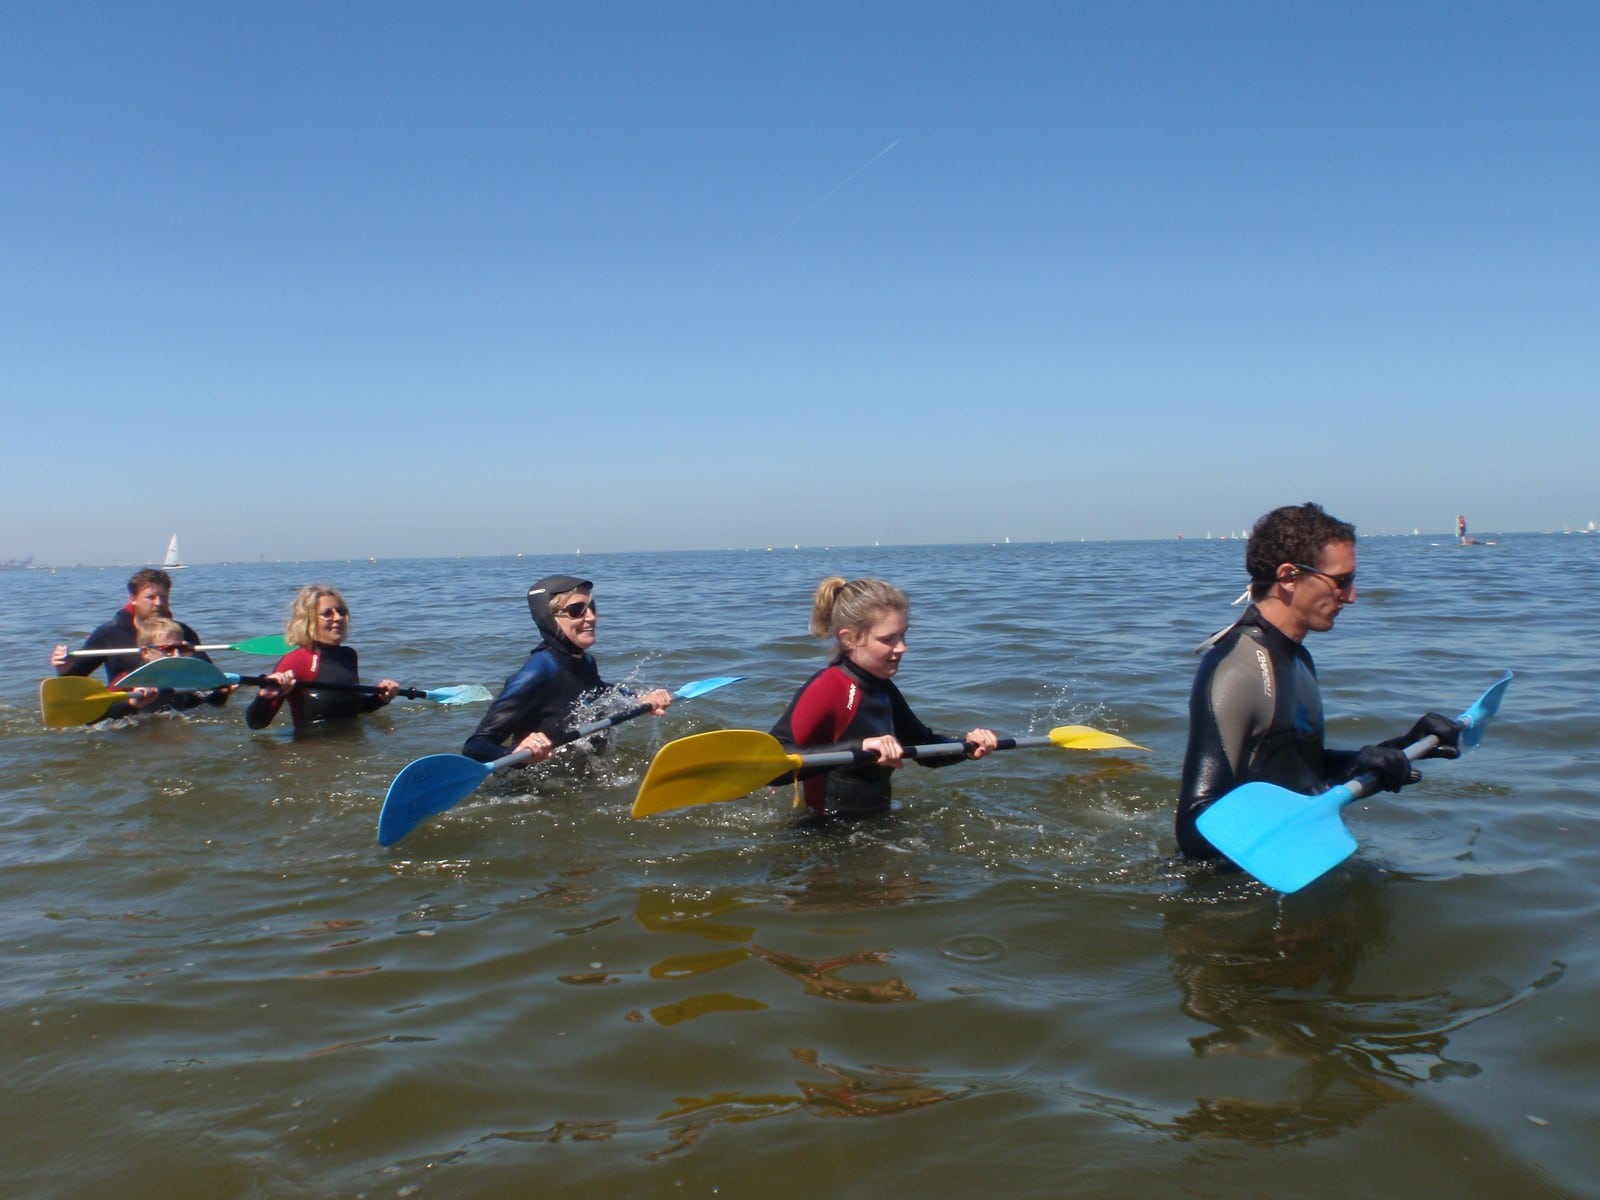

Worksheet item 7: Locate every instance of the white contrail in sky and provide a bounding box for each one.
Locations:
[780,137,904,232]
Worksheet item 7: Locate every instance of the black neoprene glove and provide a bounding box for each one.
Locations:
[1382,712,1464,760]
[1350,744,1420,793]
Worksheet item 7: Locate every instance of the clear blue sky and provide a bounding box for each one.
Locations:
[4,2,1596,564]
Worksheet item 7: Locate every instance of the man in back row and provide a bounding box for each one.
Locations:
[1177,501,1462,862]
[50,567,210,685]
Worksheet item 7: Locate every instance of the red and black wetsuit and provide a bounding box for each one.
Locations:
[245,643,383,730]
[769,657,965,817]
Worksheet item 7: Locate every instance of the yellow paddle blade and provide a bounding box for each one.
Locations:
[631,730,801,819]
[40,677,128,727]
[1047,725,1149,752]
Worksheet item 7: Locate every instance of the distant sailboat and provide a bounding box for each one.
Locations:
[162,534,185,570]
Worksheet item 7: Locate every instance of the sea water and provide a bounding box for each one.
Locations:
[1,536,1595,1197]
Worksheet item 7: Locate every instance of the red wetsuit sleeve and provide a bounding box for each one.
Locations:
[787,666,858,749]
[246,647,315,730]
[783,666,861,813]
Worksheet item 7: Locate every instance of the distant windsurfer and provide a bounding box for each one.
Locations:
[1176,502,1463,863]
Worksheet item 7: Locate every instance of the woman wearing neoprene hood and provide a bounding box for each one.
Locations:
[463,575,671,764]
[770,576,998,819]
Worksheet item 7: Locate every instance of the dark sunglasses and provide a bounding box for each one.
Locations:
[144,641,191,654]
[1294,564,1356,592]
[554,599,597,620]
[318,606,350,618]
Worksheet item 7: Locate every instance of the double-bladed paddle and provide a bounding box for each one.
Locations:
[84,656,490,711]
[376,675,747,847]
[629,724,1150,819]
[70,634,293,658]
[1195,671,1513,893]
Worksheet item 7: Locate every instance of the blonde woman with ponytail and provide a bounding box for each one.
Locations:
[769,577,997,819]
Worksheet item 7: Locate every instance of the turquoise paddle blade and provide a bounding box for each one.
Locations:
[1196,780,1359,893]
[111,657,232,691]
[675,675,746,699]
[1458,671,1512,752]
[422,685,494,705]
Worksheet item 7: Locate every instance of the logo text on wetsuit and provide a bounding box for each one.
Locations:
[1254,648,1272,699]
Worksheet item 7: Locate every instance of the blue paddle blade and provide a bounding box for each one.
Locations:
[422,685,494,705]
[1196,781,1360,893]
[377,754,497,846]
[674,675,746,700]
[1458,671,1512,752]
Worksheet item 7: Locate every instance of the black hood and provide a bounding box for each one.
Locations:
[527,574,593,655]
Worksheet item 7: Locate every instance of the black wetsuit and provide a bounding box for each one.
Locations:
[63,606,207,684]
[1177,606,1359,859]
[769,657,964,817]
[463,643,608,763]
[246,644,384,730]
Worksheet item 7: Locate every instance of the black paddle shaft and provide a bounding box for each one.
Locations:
[233,673,425,700]
[796,733,1050,770]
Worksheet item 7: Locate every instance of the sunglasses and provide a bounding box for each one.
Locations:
[554,599,597,620]
[144,641,191,654]
[318,606,349,619]
[1294,564,1356,592]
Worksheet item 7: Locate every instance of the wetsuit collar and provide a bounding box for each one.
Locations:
[1225,604,1307,662]
[834,656,887,690]
[1194,602,1292,655]
[535,636,591,664]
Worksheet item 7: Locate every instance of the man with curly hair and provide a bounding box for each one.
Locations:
[1177,502,1461,862]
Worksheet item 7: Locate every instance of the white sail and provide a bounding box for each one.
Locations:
[162,534,185,569]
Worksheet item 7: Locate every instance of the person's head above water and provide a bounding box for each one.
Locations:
[1245,502,1358,642]
[527,574,596,655]
[136,617,190,659]
[285,584,352,649]
[809,577,910,680]
[124,567,175,624]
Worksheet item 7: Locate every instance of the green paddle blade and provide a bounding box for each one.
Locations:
[230,634,292,656]
[1048,725,1149,751]
[40,677,128,727]
[631,730,801,818]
